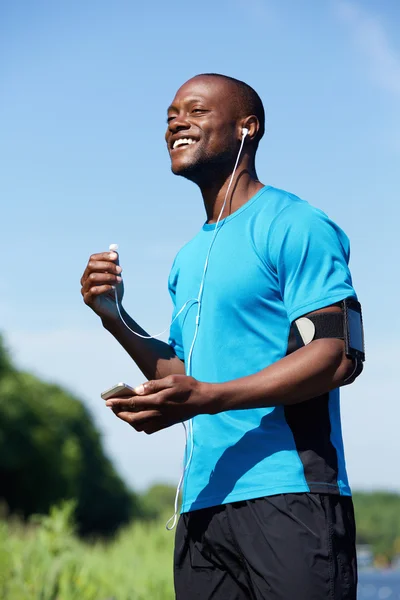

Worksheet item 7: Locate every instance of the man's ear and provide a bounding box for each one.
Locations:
[241,116,260,143]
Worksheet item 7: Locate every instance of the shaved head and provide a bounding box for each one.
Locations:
[194,73,265,148]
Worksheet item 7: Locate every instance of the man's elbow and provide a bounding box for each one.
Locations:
[317,338,363,388]
[340,356,363,387]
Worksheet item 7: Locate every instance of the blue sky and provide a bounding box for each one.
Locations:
[1,0,399,492]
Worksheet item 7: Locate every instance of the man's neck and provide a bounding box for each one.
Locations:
[199,161,264,224]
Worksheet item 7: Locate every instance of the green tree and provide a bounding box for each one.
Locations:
[353,491,400,562]
[0,333,139,535]
[0,337,13,378]
[139,484,178,519]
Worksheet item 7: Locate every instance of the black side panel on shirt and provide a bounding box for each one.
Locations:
[285,323,340,494]
[284,394,339,493]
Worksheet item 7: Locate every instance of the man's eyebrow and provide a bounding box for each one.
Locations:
[167,97,209,113]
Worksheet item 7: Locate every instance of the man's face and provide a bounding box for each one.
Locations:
[165,76,240,180]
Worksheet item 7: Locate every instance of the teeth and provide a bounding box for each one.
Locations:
[173,138,197,149]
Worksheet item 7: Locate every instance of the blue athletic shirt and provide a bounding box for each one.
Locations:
[168,186,356,513]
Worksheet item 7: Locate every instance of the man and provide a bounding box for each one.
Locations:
[81,74,362,599]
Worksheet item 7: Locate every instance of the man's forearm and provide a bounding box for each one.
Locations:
[106,336,359,434]
[207,338,354,414]
[102,307,185,380]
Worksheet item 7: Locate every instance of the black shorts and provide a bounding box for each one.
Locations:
[174,493,357,600]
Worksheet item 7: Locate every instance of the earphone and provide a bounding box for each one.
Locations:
[108,125,249,529]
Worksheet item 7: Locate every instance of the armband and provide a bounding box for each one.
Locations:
[287,298,365,365]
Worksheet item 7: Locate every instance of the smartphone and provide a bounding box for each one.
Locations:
[343,298,365,362]
[101,382,136,401]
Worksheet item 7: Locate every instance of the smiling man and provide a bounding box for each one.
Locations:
[81,74,363,599]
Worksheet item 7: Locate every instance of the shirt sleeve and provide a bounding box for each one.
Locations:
[267,203,357,322]
[167,257,185,361]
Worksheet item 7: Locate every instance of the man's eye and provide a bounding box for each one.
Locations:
[192,108,205,114]
[167,116,175,123]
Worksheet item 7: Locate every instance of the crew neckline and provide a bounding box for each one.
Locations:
[202,185,271,231]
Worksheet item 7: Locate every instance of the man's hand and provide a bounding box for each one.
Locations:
[80,251,123,321]
[81,251,186,381]
[105,375,213,434]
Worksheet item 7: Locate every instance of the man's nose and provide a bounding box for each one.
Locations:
[169,115,191,133]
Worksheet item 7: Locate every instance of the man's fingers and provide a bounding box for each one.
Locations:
[80,252,120,286]
[82,285,115,303]
[134,374,185,396]
[105,395,138,411]
[81,262,121,287]
[87,260,122,275]
[82,271,122,291]
[107,392,164,412]
[89,251,119,262]
[113,409,163,431]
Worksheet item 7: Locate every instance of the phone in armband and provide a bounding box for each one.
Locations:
[342,298,365,362]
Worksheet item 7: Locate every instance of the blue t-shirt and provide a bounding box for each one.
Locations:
[168,186,356,513]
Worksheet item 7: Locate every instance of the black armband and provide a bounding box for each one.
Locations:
[287,298,365,365]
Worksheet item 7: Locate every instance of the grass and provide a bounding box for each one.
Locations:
[0,502,175,600]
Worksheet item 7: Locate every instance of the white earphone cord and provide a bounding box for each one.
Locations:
[111,129,248,530]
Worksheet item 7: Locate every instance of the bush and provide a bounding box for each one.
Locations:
[0,334,139,536]
[353,491,400,562]
[138,484,178,520]
[0,502,175,600]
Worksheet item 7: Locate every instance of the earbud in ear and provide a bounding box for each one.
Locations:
[242,127,249,138]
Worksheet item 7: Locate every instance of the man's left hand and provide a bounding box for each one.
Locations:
[105,375,214,434]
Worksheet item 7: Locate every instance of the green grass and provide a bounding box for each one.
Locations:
[0,502,175,600]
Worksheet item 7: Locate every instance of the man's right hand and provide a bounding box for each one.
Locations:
[80,251,124,322]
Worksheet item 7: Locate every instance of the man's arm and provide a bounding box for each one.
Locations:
[106,305,360,434]
[207,335,351,414]
[206,304,357,412]
[80,251,185,381]
[102,309,185,380]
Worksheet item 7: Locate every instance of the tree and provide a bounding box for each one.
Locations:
[353,491,400,562]
[0,337,13,378]
[139,484,178,519]
[0,334,139,536]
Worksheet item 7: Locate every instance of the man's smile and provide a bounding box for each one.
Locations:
[171,136,199,151]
